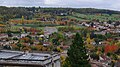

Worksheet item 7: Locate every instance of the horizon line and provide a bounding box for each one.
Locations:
[0,6,120,11]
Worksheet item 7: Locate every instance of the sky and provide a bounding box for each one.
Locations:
[0,0,120,11]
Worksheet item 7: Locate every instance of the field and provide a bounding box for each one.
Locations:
[1,11,120,32]
[68,13,120,21]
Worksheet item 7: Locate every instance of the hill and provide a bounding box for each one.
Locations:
[0,6,120,22]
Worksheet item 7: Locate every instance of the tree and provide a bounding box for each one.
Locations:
[86,33,95,51]
[21,16,24,23]
[3,45,11,50]
[7,31,13,37]
[13,37,18,40]
[17,43,23,50]
[104,44,118,54]
[66,33,91,67]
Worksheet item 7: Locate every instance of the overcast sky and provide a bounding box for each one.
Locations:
[0,0,120,11]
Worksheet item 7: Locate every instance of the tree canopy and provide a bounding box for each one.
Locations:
[64,33,91,67]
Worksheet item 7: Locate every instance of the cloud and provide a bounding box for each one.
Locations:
[0,0,44,7]
[44,0,60,4]
[44,0,70,6]
[44,0,120,11]
[0,0,120,11]
[109,0,120,10]
[76,0,103,2]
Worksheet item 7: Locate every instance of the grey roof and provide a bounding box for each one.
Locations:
[0,50,59,61]
[0,50,51,60]
[0,50,60,66]
[0,52,21,59]
[13,53,50,60]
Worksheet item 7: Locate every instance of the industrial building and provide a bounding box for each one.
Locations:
[0,50,61,67]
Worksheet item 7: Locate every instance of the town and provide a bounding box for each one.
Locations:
[0,6,120,67]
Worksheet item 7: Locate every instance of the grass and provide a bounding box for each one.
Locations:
[10,24,69,31]
[70,13,120,21]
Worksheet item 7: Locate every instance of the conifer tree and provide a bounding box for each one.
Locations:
[66,33,91,67]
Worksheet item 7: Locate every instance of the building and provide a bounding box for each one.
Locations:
[0,34,8,39]
[21,33,29,38]
[44,27,58,38]
[0,50,61,67]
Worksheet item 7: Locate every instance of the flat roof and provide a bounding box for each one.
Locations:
[12,53,50,61]
[0,50,60,66]
[0,50,51,61]
[0,51,22,59]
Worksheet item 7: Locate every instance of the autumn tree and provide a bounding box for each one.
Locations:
[86,33,95,51]
[104,44,118,54]
[65,33,91,67]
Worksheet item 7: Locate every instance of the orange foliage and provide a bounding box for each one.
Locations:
[24,28,40,33]
[9,20,36,24]
[0,24,5,27]
[107,38,113,42]
[35,45,43,51]
[56,21,67,25]
[0,28,6,32]
[20,37,30,43]
[11,44,19,49]
[22,46,31,51]
[42,47,47,51]
[104,45,118,54]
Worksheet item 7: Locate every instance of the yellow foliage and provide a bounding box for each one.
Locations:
[86,33,95,50]
[57,47,63,52]
[61,56,66,62]
[115,42,120,47]
[86,44,95,50]
[96,51,102,55]
[39,38,43,41]
[86,33,94,44]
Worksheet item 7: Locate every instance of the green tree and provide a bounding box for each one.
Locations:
[66,33,91,67]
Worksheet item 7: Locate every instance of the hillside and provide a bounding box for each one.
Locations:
[0,6,120,22]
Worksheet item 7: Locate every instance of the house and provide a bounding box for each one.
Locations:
[12,34,20,39]
[0,34,8,39]
[43,42,50,46]
[21,33,29,38]
[94,31,106,35]
[44,27,58,38]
